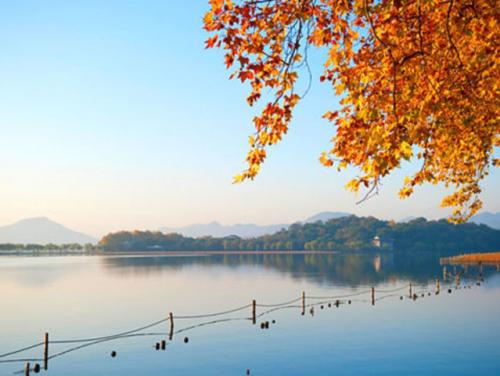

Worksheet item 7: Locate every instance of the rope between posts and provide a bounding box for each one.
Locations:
[257,296,302,307]
[174,303,252,319]
[307,289,372,300]
[0,276,485,369]
[0,343,44,359]
[51,317,169,344]
[375,285,411,293]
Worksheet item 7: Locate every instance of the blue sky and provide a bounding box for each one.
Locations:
[0,1,498,236]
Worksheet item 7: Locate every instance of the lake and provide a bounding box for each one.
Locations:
[1,252,499,375]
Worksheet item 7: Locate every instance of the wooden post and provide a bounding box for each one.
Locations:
[169,312,174,341]
[301,291,305,316]
[43,332,49,370]
[25,362,30,376]
[409,283,412,298]
[371,287,375,306]
[436,278,440,294]
[252,300,256,325]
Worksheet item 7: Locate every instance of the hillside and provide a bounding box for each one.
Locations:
[0,217,97,245]
[100,216,500,253]
[471,212,500,229]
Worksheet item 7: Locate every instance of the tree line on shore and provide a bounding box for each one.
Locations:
[2,216,499,254]
[0,243,98,252]
[98,216,500,253]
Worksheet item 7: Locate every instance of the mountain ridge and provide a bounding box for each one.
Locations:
[160,211,352,238]
[0,217,97,245]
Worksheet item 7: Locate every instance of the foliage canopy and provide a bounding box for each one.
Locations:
[98,216,500,253]
[204,0,499,221]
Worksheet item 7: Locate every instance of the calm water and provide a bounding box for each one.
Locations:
[1,252,499,375]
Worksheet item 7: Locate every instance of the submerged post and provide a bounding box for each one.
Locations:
[301,291,305,316]
[252,300,256,325]
[43,332,49,370]
[25,362,30,376]
[169,312,174,341]
[436,278,440,294]
[409,283,412,298]
[371,287,375,306]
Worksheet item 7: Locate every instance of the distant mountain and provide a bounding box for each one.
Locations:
[160,212,352,238]
[160,221,288,238]
[398,216,419,223]
[0,217,97,244]
[471,212,500,229]
[303,211,351,223]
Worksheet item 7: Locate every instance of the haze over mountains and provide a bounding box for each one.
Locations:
[0,217,97,245]
[160,212,361,238]
[471,212,500,230]
[0,211,498,244]
[161,211,500,237]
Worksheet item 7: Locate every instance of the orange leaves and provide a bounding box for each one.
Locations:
[205,35,219,49]
[319,152,333,167]
[238,70,254,82]
[205,0,499,221]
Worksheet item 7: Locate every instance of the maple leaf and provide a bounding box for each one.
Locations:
[204,0,500,221]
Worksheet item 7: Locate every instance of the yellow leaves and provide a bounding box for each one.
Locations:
[399,141,413,160]
[205,0,499,222]
[323,111,339,121]
[399,177,414,198]
[233,174,245,184]
[345,179,360,193]
[319,152,333,167]
[258,132,269,145]
[335,81,345,95]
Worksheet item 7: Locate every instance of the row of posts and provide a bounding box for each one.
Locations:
[24,333,48,375]
[22,278,455,375]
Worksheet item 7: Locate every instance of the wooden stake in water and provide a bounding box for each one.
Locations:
[169,312,174,341]
[252,299,257,325]
[43,332,49,370]
[436,278,440,294]
[301,291,305,316]
[24,362,30,376]
[371,287,375,306]
[409,283,412,298]
[252,300,256,325]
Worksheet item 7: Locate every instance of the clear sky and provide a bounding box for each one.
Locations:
[0,1,498,237]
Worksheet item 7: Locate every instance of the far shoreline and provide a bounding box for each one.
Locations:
[0,250,339,257]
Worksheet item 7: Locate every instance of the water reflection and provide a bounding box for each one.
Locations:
[100,252,496,287]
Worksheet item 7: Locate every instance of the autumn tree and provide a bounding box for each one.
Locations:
[204,0,499,222]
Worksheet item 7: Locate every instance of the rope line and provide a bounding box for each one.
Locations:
[0,343,43,359]
[307,289,372,300]
[256,297,302,307]
[50,317,169,344]
[174,304,252,319]
[0,276,488,371]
